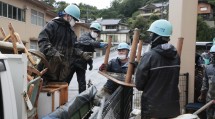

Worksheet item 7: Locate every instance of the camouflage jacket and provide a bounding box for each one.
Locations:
[201,64,215,101]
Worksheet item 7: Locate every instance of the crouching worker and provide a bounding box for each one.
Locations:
[94,42,130,105]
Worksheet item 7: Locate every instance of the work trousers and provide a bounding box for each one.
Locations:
[66,66,86,93]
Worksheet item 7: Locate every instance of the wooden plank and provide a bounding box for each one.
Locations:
[177,37,184,57]
[3,35,11,41]
[137,40,143,62]
[0,27,6,38]
[104,36,112,65]
[52,93,55,112]
[13,32,37,66]
[98,71,135,87]
[8,23,18,54]
[125,28,140,83]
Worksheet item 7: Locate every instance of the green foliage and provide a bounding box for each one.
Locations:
[128,14,160,40]
[78,3,98,21]
[196,16,215,41]
[54,1,69,13]
[208,0,215,6]
[41,0,56,6]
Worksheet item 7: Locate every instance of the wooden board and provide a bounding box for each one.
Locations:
[98,71,135,87]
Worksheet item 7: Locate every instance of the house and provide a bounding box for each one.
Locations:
[73,22,90,39]
[139,2,169,18]
[0,0,57,50]
[198,0,214,27]
[95,19,131,44]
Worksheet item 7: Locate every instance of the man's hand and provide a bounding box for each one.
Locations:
[81,52,92,61]
[198,93,206,102]
[89,64,93,70]
[88,59,93,71]
[99,63,107,71]
[130,61,139,68]
[100,43,108,48]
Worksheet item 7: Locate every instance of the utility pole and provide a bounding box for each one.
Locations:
[87,6,89,23]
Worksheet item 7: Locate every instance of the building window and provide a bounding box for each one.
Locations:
[0,2,25,22]
[31,9,45,26]
[2,2,7,17]
[106,25,117,29]
[200,7,208,11]
[30,40,38,50]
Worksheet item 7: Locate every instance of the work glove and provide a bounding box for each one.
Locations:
[198,92,206,102]
[81,52,92,61]
[88,59,93,71]
[99,43,108,48]
[130,61,139,68]
[54,51,64,62]
[130,61,139,74]
[99,63,107,71]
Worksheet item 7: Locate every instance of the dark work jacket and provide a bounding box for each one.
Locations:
[103,58,128,94]
[38,17,78,81]
[135,43,180,118]
[74,32,100,70]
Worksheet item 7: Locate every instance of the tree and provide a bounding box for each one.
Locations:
[127,14,160,42]
[78,3,99,22]
[196,16,214,41]
[208,0,215,6]
[41,0,56,6]
[54,1,69,13]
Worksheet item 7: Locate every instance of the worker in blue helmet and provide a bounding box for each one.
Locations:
[199,45,215,119]
[70,22,107,93]
[38,4,92,86]
[92,42,130,105]
[135,19,180,118]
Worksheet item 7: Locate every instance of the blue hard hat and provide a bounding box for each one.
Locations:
[90,22,102,31]
[64,4,80,21]
[147,19,173,37]
[117,42,129,50]
[210,45,215,53]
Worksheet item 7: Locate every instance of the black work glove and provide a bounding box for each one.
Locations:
[54,51,64,62]
[88,59,93,71]
[81,52,92,61]
[130,61,139,68]
[99,63,107,71]
[198,92,206,102]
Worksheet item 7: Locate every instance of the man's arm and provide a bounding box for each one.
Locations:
[135,54,151,91]
[79,33,102,48]
[198,67,209,102]
[201,68,209,93]
[38,21,58,57]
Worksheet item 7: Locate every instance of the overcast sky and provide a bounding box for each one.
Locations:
[56,0,113,9]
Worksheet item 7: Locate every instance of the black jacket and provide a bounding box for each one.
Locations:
[74,32,100,70]
[38,17,78,81]
[135,43,180,118]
